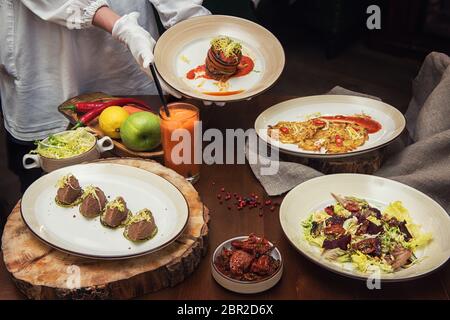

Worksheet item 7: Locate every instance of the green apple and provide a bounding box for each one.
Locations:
[120,112,161,151]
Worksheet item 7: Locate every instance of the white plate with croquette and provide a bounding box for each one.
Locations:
[20,163,189,259]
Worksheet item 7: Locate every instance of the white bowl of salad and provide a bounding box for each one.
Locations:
[23,128,113,172]
[280,174,450,281]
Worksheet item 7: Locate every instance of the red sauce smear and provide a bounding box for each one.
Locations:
[234,56,254,77]
[186,65,211,80]
[203,90,245,96]
[186,55,255,80]
[319,115,382,134]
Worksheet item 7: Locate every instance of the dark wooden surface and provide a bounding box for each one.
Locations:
[1,95,449,300]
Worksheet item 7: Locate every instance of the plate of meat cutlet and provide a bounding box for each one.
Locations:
[20,163,189,259]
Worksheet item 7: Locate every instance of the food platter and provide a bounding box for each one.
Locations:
[20,163,189,259]
[254,95,406,159]
[279,174,450,281]
[153,15,285,102]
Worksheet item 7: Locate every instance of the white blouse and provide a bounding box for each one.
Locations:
[0,0,210,141]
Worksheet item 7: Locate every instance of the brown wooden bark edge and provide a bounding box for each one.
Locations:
[1,158,209,299]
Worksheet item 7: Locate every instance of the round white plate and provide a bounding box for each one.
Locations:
[280,174,450,281]
[21,163,189,260]
[255,95,406,158]
[154,15,285,102]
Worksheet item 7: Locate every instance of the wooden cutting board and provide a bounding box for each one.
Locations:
[1,158,209,299]
[58,92,164,159]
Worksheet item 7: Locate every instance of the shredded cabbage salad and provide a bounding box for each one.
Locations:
[32,128,96,159]
[302,194,432,273]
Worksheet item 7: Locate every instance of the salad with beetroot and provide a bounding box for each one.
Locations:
[302,194,432,273]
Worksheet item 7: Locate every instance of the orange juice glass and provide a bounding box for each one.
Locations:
[160,103,200,183]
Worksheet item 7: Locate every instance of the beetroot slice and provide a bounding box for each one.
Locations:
[323,234,351,250]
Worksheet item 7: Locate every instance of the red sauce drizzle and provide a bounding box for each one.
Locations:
[203,90,245,96]
[319,115,382,133]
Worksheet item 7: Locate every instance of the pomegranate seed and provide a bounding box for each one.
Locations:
[217,194,221,199]
[220,187,225,192]
[265,200,272,206]
[270,206,275,211]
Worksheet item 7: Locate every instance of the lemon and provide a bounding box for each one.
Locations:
[99,106,129,139]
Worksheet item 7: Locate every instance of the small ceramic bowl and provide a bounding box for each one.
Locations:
[211,236,283,294]
[23,131,114,172]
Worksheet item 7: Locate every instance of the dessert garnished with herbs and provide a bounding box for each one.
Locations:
[124,209,158,242]
[302,194,432,273]
[100,196,131,228]
[54,175,160,243]
[55,174,83,207]
[79,186,107,218]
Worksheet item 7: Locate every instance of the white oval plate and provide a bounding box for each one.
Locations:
[154,15,285,102]
[280,174,450,281]
[21,163,189,260]
[255,95,406,159]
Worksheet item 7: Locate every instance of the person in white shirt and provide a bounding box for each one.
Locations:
[0,0,210,191]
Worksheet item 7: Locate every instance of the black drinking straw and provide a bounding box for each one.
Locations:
[149,63,170,118]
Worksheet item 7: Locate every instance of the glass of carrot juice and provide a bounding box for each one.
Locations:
[159,103,200,183]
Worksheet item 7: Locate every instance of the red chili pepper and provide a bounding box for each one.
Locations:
[72,105,110,129]
[63,98,151,113]
[312,119,326,126]
[61,102,106,113]
[280,126,289,134]
[335,135,343,146]
[71,98,151,128]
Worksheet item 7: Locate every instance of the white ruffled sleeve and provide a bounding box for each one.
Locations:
[20,0,109,29]
[149,0,211,28]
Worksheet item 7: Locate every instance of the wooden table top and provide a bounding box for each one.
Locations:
[1,94,449,299]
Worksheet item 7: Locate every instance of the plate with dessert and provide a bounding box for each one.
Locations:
[20,163,189,259]
[153,15,285,102]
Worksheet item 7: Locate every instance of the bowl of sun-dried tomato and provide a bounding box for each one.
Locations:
[211,234,283,294]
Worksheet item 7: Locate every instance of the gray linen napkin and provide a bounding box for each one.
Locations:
[247,52,450,212]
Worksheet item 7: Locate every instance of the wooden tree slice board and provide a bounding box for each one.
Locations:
[59,92,164,159]
[1,158,209,300]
